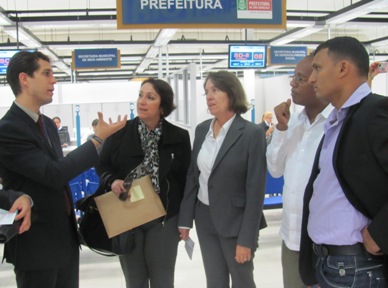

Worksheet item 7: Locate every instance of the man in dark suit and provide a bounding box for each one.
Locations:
[299,37,388,287]
[0,51,126,288]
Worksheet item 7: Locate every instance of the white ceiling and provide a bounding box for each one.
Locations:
[1,0,388,82]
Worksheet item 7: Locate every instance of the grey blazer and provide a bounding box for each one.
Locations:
[179,115,267,248]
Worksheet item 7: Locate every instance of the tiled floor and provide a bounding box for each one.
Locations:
[0,209,283,288]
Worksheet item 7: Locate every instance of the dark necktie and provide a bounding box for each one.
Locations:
[37,114,72,216]
[37,114,50,142]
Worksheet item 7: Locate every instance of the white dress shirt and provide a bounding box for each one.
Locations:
[197,114,236,205]
[266,105,332,251]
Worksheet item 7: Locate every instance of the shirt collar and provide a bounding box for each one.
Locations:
[341,82,371,110]
[297,104,333,123]
[327,82,371,124]
[14,100,40,123]
[207,114,236,137]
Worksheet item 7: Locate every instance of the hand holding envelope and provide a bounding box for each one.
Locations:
[94,175,166,238]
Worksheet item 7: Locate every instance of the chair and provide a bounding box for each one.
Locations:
[263,171,284,210]
[69,182,83,204]
[86,181,100,196]
[86,168,100,183]
[69,173,87,202]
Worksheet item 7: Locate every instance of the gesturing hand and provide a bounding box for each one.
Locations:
[274,99,292,131]
[94,112,128,141]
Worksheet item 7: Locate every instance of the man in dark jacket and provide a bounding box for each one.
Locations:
[0,50,126,288]
[299,36,388,287]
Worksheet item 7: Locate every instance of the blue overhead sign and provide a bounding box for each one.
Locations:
[228,45,267,69]
[117,0,286,29]
[270,46,308,65]
[72,48,121,70]
[0,50,18,74]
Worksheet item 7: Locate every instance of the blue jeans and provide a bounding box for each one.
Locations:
[314,254,386,288]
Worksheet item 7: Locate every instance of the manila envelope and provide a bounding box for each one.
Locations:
[95,175,166,238]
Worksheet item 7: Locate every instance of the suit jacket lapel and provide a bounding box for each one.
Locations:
[44,116,63,158]
[212,115,244,172]
[11,104,60,159]
[332,101,361,169]
[190,120,211,178]
[194,122,209,157]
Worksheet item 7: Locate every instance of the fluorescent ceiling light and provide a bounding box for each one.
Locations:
[3,25,42,48]
[325,0,388,24]
[39,48,59,61]
[154,29,177,47]
[39,47,70,76]
[270,25,325,46]
[52,61,71,75]
[286,21,316,28]
[201,59,228,72]
[136,58,154,73]
[136,46,161,73]
[146,46,159,59]
[0,8,12,25]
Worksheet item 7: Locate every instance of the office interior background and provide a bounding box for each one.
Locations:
[0,1,388,287]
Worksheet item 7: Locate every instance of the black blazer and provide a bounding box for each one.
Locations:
[0,190,25,210]
[299,93,388,285]
[97,117,191,220]
[0,103,100,271]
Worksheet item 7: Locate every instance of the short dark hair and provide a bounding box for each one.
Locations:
[204,71,249,114]
[6,51,50,97]
[314,36,369,78]
[53,116,61,122]
[141,78,176,117]
[91,119,98,126]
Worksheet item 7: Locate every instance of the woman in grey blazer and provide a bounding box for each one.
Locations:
[179,71,267,288]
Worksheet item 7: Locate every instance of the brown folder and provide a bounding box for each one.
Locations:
[94,175,166,238]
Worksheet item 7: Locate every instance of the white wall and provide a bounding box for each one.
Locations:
[371,73,388,95]
[0,81,142,143]
[255,75,302,125]
[255,72,388,125]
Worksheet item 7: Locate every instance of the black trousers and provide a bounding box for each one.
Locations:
[15,244,79,288]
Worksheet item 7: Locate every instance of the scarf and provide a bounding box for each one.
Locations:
[127,119,162,193]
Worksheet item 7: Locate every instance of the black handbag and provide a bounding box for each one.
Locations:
[76,172,135,256]
[0,217,21,244]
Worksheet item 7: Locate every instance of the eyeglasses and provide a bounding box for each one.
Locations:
[288,75,309,86]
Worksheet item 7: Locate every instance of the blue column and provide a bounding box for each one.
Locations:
[129,102,135,120]
[75,105,81,147]
[251,99,255,123]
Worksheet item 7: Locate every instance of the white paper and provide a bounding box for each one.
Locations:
[0,208,17,225]
[184,237,195,260]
